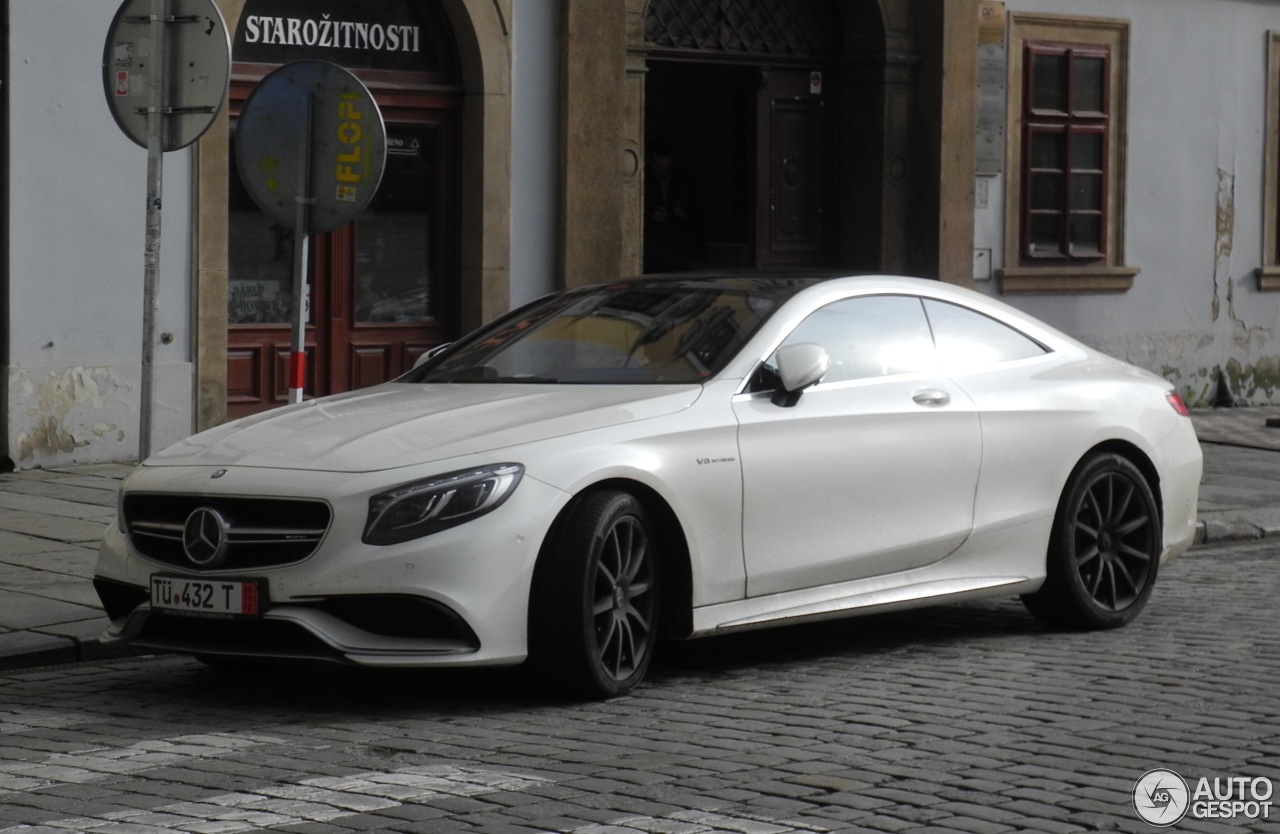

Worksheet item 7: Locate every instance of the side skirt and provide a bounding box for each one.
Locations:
[691,575,1038,636]
[690,518,1052,636]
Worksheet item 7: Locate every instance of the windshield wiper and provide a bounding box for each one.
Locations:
[490,375,559,383]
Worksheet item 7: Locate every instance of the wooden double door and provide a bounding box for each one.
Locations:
[227,93,458,420]
[645,62,837,271]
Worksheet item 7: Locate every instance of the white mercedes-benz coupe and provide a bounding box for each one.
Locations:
[94,275,1202,697]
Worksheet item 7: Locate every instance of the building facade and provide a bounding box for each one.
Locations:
[4,0,1280,469]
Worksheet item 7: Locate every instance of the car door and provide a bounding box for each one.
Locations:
[733,294,983,598]
[918,297,1058,536]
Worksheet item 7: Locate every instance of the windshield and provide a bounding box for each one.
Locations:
[403,279,816,384]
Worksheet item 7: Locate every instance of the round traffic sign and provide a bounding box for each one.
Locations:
[234,60,387,233]
[103,0,231,151]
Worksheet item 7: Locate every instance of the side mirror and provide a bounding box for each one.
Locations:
[771,342,829,406]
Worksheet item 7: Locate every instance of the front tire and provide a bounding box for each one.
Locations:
[532,490,660,698]
[1022,452,1160,629]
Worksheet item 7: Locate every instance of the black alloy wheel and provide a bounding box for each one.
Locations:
[533,490,660,698]
[1022,452,1161,629]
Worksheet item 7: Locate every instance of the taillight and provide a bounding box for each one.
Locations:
[1166,391,1190,417]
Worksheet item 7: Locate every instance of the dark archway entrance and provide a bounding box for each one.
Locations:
[642,0,842,272]
[226,0,462,418]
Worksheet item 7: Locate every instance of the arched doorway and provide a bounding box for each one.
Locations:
[225,0,462,418]
[641,0,843,272]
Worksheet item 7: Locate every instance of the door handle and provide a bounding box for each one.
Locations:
[912,389,951,407]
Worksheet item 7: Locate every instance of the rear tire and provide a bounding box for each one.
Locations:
[1022,452,1160,629]
[531,490,660,698]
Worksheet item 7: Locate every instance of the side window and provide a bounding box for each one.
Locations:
[923,299,1048,367]
[752,295,935,390]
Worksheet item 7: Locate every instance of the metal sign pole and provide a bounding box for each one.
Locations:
[288,93,315,405]
[138,0,168,461]
[104,0,229,457]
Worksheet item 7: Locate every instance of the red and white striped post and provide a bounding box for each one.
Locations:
[287,93,314,405]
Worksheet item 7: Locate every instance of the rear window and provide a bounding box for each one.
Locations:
[923,299,1048,367]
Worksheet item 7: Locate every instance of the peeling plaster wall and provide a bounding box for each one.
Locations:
[6,364,192,467]
[4,1,195,468]
[8,367,125,463]
[977,0,1280,406]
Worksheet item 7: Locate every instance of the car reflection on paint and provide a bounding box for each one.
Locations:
[93,275,1202,698]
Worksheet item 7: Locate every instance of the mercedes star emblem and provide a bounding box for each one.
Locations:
[182,507,230,567]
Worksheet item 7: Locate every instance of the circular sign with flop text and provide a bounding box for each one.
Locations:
[234,60,387,233]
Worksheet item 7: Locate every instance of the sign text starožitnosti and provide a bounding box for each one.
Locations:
[241,14,421,54]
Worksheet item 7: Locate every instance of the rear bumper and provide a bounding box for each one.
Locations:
[1157,421,1203,562]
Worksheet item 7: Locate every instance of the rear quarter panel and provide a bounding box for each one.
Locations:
[946,350,1188,543]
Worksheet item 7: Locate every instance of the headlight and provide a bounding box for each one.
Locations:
[363,463,525,545]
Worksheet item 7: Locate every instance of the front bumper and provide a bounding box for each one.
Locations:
[95,579,483,666]
[93,462,566,667]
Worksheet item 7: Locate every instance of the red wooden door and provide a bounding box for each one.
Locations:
[325,117,457,394]
[227,94,458,419]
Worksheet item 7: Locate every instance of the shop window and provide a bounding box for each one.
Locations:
[997,14,1137,294]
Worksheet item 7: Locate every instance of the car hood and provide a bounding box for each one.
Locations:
[148,383,703,473]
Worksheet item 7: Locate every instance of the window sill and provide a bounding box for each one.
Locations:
[1256,266,1280,291]
[996,265,1139,294]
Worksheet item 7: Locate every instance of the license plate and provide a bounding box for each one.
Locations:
[151,576,260,618]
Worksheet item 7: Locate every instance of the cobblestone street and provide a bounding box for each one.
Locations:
[1,538,1276,834]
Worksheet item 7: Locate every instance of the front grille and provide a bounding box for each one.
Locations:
[123,493,331,571]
